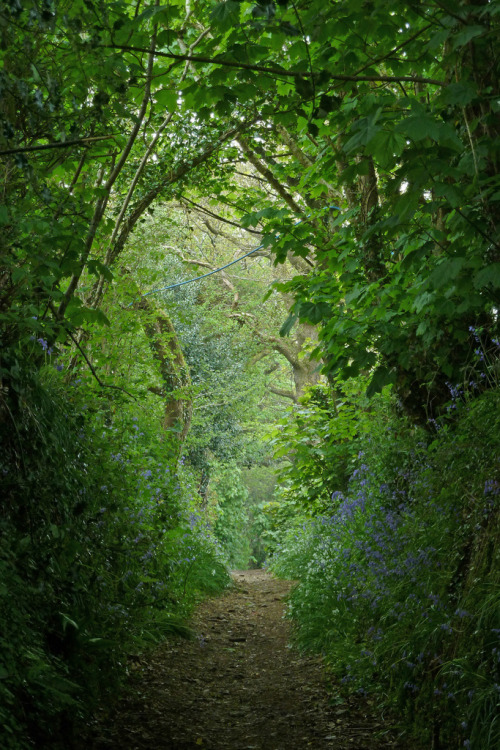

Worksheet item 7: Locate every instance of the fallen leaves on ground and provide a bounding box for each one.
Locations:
[81,570,404,749]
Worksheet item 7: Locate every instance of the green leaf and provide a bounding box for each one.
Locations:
[413,291,435,314]
[343,110,383,153]
[280,313,298,337]
[428,257,465,289]
[432,182,462,207]
[474,263,500,289]
[60,612,78,633]
[427,27,450,51]
[11,268,28,284]
[344,284,365,305]
[451,25,485,50]
[87,259,114,282]
[298,301,331,324]
[241,207,288,227]
[440,82,477,107]
[155,88,178,111]
[294,75,314,99]
[307,121,319,138]
[211,0,240,31]
[67,304,111,327]
[366,366,396,398]
[395,114,440,142]
[367,130,406,169]
[416,319,428,336]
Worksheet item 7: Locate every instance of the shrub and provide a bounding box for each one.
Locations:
[270,385,500,749]
[0,356,229,748]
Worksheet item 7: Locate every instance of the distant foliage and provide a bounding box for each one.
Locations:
[211,463,252,568]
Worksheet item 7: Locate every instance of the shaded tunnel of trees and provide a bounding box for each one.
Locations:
[1,1,499,748]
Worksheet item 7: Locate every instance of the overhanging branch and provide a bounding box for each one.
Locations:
[99,45,446,86]
[0,134,118,157]
[268,385,297,402]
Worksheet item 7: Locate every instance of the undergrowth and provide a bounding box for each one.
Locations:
[269,378,500,749]
[0,353,229,749]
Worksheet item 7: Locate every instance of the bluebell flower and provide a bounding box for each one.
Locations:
[484,479,499,495]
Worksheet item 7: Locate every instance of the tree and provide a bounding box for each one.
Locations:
[163,195,322,402]
[200,0,500,420]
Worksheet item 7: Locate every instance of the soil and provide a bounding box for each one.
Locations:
[85,570,403,749]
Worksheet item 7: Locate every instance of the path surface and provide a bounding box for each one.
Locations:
[87,570,400,749]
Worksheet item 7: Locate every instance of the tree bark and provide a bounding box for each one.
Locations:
[133,294,192,461]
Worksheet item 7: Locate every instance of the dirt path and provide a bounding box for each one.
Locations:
[87,570,400,749]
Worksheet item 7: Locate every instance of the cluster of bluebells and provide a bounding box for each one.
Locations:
[468,326,500,387]
[272,358,500,749]
[83,407,229,624]
[273,428,500,748]
[484,478,500,496]
[37,337,53,355]
[307,466,441,629]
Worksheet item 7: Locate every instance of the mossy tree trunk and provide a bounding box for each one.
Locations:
[134,295,192,462]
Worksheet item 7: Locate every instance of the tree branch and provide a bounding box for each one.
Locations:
[107,119,255,268]
[58,32,159,319]
[99,45,446,85]
[276,124,338,202]
[177,253,239,307]
[0,134,118,157]
[67,330,137,400]
[180,197,263,236]
[200,217,254,250]
[230,312,300,367]
[237,136,305,217]
[268,385,297,402]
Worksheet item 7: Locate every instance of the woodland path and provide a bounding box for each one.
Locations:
[86,570,401,749]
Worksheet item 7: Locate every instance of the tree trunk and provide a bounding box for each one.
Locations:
[134,295,192,461]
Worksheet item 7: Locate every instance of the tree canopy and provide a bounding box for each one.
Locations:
[2,0,499,423]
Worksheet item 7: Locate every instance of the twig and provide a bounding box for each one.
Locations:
[0,134,117,157]
[67,330,137,400]
[291,0,315,107]
[181,196,263,236]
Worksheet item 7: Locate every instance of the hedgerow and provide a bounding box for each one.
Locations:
[0,353,228,748]
[270,381,500,749]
